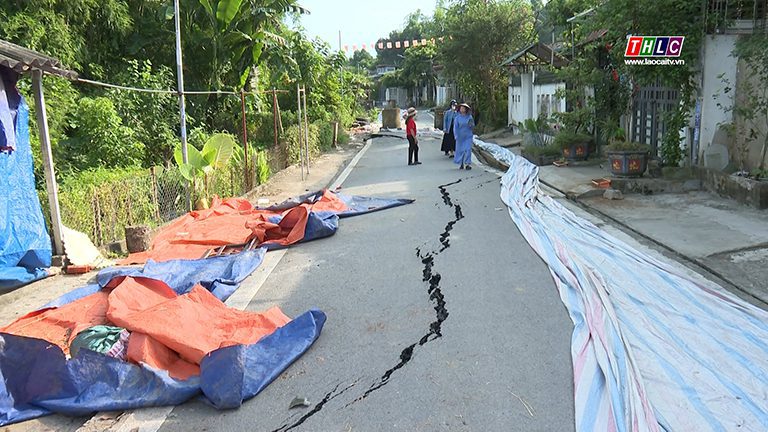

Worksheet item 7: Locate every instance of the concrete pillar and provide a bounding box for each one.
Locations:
[31,70,64,256]
[520,72,534,121]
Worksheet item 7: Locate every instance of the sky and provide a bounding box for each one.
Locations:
[295,0,438,55]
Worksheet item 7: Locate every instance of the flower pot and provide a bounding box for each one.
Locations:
[563,142,590,161]
[607,151,649,177]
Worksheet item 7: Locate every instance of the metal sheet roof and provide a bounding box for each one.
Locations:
[0,39,78,79]
[501,42,569,69]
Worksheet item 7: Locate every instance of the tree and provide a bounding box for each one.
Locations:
[399,44,437,105]
[553,0,704,165]
[349,49,375,72]
[375,9,433,67]
[438,0,534,127]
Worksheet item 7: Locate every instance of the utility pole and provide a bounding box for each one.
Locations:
[173,0,190,208]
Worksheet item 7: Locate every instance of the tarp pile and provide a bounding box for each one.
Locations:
[0,68,52,292]
[0,190,414,426]
[474,137,768,432]
[123,190,414,264]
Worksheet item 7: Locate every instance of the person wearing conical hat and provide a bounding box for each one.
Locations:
[453,103,475,170]
[404,107,422,166]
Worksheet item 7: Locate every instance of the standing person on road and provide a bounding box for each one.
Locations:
[453,103,475,170]
[440,100,457,157]
[405,107,421,166]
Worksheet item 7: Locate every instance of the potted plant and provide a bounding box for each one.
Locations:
[554,130,592,161]
[521,143,562,166]
[606,141,652,177]
[174,133,236,209]
[520,117,554,148]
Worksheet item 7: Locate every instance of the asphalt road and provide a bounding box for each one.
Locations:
[155,129,576,431]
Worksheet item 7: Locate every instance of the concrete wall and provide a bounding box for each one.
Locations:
[508,75,565,126]
[699,35,739,166]
[384,87,408,108]
[734,58,768,171]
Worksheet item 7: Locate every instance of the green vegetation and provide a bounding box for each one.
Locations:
[545,0,704,166]
[554,131,592,150]
[1,0,376,242]
[523,144,561,157]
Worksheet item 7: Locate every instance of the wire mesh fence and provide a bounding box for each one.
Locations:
[43,166,189,246]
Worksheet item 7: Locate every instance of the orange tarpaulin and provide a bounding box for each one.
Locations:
[1,291,111,356]
[1,276,291,380]
[122,191,349,264]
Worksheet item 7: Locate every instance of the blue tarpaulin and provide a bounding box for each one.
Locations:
[1,251,326,426]
[0,67,52,292]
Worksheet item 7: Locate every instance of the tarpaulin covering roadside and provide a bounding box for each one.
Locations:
[0,67,51,292]
[122,190,414,264]
[0,188,413,426]
[0,252,326,426]
[475,138,768,431]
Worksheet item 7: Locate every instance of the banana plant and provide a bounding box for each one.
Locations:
[173,0,310,89]
[174,133,236,209]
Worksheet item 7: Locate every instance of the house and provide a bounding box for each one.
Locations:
[502,42,569,132]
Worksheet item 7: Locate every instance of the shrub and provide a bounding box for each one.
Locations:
[522,144,561,157]
[553,130,592,150]
[61,97,145,170]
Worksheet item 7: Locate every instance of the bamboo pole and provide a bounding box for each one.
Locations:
[272,88,279,149]
[302,86,310,174]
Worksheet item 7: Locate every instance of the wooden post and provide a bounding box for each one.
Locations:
[240,90,250,190]
[297,83,304,180]
[92,188,102,246]
[272,88,279,148]
[150,167,161,222]
[333,121,339,147]
[302,86,310,174]
[31,70,64,255]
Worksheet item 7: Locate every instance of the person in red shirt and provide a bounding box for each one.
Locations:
[404,107,421,165]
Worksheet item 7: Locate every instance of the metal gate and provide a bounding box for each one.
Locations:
[630,81,680,156]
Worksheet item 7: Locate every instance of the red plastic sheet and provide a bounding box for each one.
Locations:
[122,191,348,264]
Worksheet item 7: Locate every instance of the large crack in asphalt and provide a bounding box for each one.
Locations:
[273,178,467,428]
[271,380,359,432]
[348,178,465,405]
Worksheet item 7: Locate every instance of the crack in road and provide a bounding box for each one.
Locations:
[347,178,465,406]
[271,380,359,432]
[274,178,468,429]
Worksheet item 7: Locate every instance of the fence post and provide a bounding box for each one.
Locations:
[240,89,250,191]
[272,88,279,149]
[150,167,161,223]
[297,83,305,181]
[302,86,310,174]
[92,187,102,246]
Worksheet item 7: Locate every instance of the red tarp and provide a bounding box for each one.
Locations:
[122,191,349,264]
[1,276,290,380]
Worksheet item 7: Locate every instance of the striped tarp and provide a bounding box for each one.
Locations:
[475,138,768,432]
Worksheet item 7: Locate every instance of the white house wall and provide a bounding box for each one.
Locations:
[508,80,565,127]
[699,35,739,164]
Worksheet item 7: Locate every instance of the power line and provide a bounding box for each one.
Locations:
[74,76,290,96]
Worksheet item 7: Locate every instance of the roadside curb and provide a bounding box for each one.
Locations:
[542,175,768,308]
[475,142,768,308]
